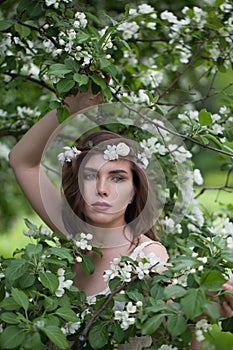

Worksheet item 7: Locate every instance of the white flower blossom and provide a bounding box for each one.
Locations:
[40,226,51,236]
[161,10,178,23]
[168,144,192,163]
[55,268,73,297]
[172,274,188,287]
[61,321,81,335]
[0,142,10,160]
[57,146,81,165]
[74,12,88,28]
[158,345,178,350]
[86,295,96,305]
[126,302,137,313]
[227,237,233,249]
[117,21,139,40]
[103,142,130,160]
[138,4,155,14]
[193,169,204,186]
[114,310,135,330]
[75,256,82,263]
[129,8,138,16]
[195,319,212,342]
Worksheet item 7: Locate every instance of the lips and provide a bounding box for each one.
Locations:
[92,201,112,211]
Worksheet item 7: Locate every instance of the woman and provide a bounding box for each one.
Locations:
[9,89,233,349]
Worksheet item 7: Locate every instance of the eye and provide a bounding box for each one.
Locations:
[112,176,125,183]
[84,173,96,180]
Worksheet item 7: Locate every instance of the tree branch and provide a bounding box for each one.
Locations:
[112,92,233,158]
[5,72,56,93]
[158,38,208,101]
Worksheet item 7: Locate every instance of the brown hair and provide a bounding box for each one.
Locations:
[61,130,159,241]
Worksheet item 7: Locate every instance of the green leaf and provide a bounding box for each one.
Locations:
[25,243,43,258]
[56,78,75,94]
[55,307,79,322]
[64,58,80,72]
[41,326,68,349]
[111,323,125,343]
[5,259,29,280]
[88,322,108,349]
[181,288,206,320]
[126,290,143,302]
[11,288,29,311]
[150,283,165,299]
[39,271,59,294]
[163,285,187,299]
[24,218,38,231]
[141,314,164,335]
[74,73,89,86]
[48,64,73,76]
[166,314,187,336]
[14,23,31,39]
[81,255,95,275]
[23,332,44,350]
[75,32,90,43]
[0,312,19,325]
[48,247,73,263]
[90,75,107,90]
[200,270,226,291]
[0,325,26,349]
[203,302,220,321]
[198,109,212,126]
[0,20,12,31]
[0,297,21,311]
[57,106,70,123]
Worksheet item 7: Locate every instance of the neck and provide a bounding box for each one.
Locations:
[83,223,133,247]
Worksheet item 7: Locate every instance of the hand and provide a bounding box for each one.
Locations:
[64,88,103,115]
[221,279,233,318]
[64,74,111,114]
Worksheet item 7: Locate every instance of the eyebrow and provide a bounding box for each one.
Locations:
[84,167,129,175]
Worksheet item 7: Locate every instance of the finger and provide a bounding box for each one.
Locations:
[221,301,233,318]
[224,293,233,309]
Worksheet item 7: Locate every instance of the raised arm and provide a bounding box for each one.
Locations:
[9,90,102,235]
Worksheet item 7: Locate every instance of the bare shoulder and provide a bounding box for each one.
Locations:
[139,235,169,263]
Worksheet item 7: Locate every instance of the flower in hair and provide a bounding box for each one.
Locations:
[103,142,130,161]
[57,146,81,165]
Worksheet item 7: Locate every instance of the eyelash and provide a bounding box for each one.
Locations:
[84,174,126,183]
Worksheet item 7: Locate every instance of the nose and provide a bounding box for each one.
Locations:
[96,177,109,197]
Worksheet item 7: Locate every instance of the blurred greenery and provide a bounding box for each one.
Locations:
[0,0,232,258]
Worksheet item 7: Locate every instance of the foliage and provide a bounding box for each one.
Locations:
[0,221,233,350]
[0,0,233,349]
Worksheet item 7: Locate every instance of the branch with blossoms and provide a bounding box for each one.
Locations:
[71,253,166,349]
[111,92,233,158]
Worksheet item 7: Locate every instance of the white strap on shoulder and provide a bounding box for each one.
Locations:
[130,241,154,260]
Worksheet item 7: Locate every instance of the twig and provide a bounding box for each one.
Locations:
[112,92,233,158]
[71,276,137,350]
[158,38,208,101]
[5,72,56,93]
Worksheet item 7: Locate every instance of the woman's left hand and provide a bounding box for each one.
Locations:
[220,279,233,318]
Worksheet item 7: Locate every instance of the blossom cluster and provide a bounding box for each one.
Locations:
[114,300,143,330]
[61,319,81,336]
[103,142,130,160]
[23,225,51,237]
[103,252,165,284]
[45,0,72,9]
[55,268,73,297]
[74,232,93,263]
[195,319,212,342]
[57,146,81,165]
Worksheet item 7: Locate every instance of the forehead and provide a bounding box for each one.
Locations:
[84,153,132,173]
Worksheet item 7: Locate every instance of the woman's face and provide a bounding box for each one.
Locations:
[81,153,135,228]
